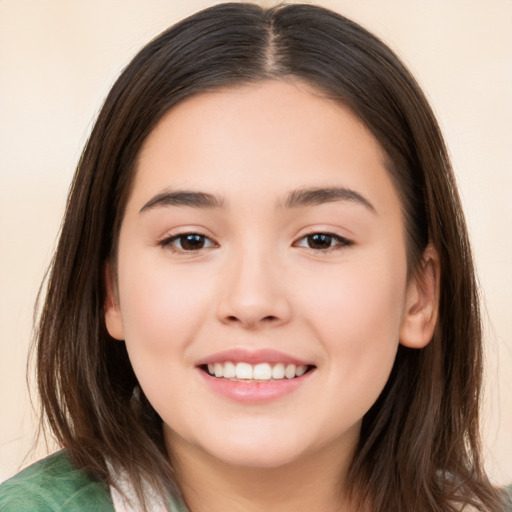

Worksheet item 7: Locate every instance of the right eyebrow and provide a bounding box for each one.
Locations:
[139,190,226,213]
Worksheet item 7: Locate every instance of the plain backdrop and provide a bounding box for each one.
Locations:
[1,0,511,485]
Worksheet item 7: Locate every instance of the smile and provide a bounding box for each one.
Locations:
[196,349,316,402]
[204,362,311,381]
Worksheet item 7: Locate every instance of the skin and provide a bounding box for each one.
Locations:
[105,79,439,512]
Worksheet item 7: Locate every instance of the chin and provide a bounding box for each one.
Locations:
[171,424,313,470]
[206,441,306,469]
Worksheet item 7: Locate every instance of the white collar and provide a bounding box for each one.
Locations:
[108,465,168,512]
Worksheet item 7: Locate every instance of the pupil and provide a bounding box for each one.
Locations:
[308,234,332,249]
[182,234,204,250]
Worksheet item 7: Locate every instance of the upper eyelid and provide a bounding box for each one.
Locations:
[158,228,216,242]
[294,230,353,242]
[158,231,218,248]
[292,221,356,238]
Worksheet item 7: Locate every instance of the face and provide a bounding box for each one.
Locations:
[105,80,435,471]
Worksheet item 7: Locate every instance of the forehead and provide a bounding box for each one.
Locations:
[129,79,400,216]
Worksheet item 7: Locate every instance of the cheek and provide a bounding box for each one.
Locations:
[116,258,219,418]
[116,256,215,363]
[299,252,407,384]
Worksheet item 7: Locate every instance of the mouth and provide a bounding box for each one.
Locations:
[200,362,315,382]
[195,349,316,402]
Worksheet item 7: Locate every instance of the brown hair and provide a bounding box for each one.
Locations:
[34,3,507,511]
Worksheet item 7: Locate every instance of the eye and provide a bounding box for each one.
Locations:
[159,233,217,252]
[294,232,352,251]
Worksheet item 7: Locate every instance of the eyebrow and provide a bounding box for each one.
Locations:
[139,186,376,214]
[282,187,376,213]
[140,190,226,213]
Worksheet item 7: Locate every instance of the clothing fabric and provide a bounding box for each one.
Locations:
[1,451,511,511]
[0,451,189,512]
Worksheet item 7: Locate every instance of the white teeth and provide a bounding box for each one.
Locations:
[285,364,296,379]
[235,362,253,379]
[295,365,307,377]
[271,363,285,379]
[253,363,272,380]
[214,362,223,378]
[223,361,236,379]
[205,361,310,380]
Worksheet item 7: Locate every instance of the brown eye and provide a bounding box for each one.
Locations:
[179,234,207,250]
[160,233,217,252]
[307,233,334,249]
[295,232,352,251]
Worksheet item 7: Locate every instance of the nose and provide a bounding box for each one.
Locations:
[216,250,292,329]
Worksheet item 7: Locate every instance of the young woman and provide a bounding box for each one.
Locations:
[0,3,509,511]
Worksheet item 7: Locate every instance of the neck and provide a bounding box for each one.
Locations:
[168,433,359,512]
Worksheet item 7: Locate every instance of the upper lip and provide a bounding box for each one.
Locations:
[196,348,313,367]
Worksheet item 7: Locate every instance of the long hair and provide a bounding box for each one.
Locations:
[34,3,507,510]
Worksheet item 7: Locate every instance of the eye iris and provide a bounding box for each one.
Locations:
[181,234,205,250]
[307,233,333,249]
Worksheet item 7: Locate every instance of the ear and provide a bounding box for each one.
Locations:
[104,261,125,340]
[399,244,440,349]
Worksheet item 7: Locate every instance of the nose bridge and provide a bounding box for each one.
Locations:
[217,241,290,327]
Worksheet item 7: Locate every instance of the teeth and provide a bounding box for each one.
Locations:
[285,364,296,379]
[272,363,285,379]
[253,363,272,380]
[223,361,236,378]
[235,362,253,379]
[205,361,309,380]
[295,365,307,377]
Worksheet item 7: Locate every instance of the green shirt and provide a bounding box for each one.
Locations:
[1,451,511,511]
[0,451,188,512]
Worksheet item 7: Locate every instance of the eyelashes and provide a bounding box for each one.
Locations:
[158,233,218,252]
[293,233,353,251]
[158,231,353,254]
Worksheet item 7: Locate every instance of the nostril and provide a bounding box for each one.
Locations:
[228,315,277,321]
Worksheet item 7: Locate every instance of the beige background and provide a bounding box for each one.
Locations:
[1,0,511,485]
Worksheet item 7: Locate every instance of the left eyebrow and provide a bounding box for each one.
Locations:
[282,187,376,213]
[140,189,226,213]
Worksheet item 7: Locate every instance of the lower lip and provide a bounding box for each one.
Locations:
[197,368,314,403]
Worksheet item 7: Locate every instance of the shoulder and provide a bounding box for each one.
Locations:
[0,451,114,511]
